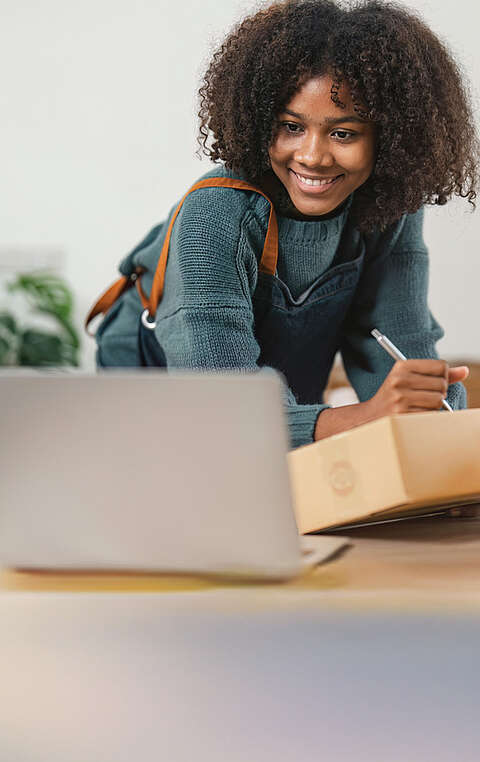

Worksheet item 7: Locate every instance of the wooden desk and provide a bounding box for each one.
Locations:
[1,509,480,610]
[303,509,480,609]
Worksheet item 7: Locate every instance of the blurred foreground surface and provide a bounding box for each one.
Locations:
[2,513,480,762]
[1,593,479,762]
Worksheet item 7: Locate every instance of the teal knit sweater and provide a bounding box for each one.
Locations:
[96,164,466,448]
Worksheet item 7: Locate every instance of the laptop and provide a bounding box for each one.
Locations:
[0,370,344,580]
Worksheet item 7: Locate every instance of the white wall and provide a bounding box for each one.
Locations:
[1,0,479,369]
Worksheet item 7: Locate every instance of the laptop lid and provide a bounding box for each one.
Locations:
[0,370,304,578]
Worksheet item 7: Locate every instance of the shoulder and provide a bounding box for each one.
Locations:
[160,165,264,310]
[363,206,427,260]
[176,164,270,237]
[122,165,264,273]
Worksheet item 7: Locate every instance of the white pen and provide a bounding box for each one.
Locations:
[371,328,453,412]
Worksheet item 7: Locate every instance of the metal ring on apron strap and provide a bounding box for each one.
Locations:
[141,309,157,330]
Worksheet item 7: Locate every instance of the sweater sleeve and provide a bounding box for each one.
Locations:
[149,185,327,448]
[339,207,466,409]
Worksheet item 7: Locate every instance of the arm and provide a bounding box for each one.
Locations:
[315,359,468,439]
[315,208,467,440]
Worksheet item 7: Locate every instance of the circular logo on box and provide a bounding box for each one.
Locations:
[329,461,355,495]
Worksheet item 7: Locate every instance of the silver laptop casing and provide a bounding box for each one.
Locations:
[0,370,302,579]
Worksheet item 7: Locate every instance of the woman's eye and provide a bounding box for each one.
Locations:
[282,122,303,134]
[332,129,355,141]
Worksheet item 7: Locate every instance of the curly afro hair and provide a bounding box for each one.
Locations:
[197,0,479,232]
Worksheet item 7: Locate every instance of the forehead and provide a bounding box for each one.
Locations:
[285,75,358,117]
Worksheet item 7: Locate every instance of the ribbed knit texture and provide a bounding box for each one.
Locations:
[97,164,466,448]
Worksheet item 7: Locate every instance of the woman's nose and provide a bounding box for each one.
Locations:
[294,133,335,168]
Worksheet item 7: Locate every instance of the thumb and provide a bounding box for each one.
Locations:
[448,365,469,384]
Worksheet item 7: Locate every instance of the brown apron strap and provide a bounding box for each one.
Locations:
[84,269,146,336]
[85,177,277,333]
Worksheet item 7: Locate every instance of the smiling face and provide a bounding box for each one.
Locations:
[268,75,376,218]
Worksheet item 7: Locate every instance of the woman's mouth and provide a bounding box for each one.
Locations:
[290,170,344,194]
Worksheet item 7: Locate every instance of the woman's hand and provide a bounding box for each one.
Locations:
[314,360,469,441]
[366,360,469,417]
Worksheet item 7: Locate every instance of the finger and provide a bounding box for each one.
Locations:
[404,372,448,394]
[448,365,469,383]
[401,359,448,378]
[405,389,446,410]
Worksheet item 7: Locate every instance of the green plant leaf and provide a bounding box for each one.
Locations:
[0,311,19,365]
[19,330,69,366]
[0,336,12,364]
[0,312,18,334]
[7,271,81,357]
[8,272,73,321]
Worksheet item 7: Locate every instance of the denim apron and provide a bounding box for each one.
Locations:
[87,177,365,404]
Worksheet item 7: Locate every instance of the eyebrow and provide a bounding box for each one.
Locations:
[282,108,367,125]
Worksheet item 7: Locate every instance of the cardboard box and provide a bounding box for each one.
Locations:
[288,409,480,533]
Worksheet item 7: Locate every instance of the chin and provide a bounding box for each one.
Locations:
[298,201,337,215]
[292,196,345,217]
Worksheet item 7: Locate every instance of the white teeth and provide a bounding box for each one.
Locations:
[295,173,337,186]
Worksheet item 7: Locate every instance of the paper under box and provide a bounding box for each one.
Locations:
[288,409,480,532]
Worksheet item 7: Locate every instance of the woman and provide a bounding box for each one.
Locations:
[89,0,478,449]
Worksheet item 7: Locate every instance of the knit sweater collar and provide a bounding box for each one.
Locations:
[276,194,353,244]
